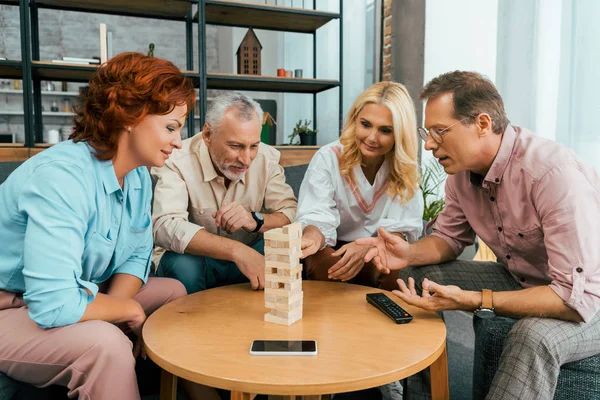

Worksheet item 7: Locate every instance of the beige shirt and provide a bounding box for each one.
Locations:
[151,132,297,265]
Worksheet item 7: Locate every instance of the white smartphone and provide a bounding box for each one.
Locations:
[249,340,318,356]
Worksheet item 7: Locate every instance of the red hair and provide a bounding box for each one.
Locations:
[71,52,196,160]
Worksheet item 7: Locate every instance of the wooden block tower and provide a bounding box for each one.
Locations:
[264,222,303,325]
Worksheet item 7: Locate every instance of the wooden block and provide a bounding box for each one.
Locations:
[265,281,285,290]
[265,293,278,303]
[277,265,302,277]
[266,260,300,270]
[265,273,298,284]
[265,253,300,266]
[271,308,302,320]
[265,300,303,311]
[264,310,302,326]
[265,293,303,311]
[264,229,300,241]
[264,281,302,297]
[264,238,301,249]
[282,222,302,235]
[264,245,302,255]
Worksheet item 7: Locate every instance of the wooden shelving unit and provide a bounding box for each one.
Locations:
[195,0,343,134]
[1,0,341,156]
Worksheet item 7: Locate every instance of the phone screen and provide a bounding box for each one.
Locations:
[251,340,317,353]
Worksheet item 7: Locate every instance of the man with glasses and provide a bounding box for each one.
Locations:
[358,71,600,399]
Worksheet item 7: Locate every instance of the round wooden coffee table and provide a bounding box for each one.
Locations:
[143,281,448,400]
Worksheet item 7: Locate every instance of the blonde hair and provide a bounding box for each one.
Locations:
[339,81,419,203]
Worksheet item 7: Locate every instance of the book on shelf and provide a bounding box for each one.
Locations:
[62,57,100,64]
[99,23,108,64]
[51,60,99,65]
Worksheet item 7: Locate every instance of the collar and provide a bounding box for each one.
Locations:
[197,133,246,185]
[469,125,517,187]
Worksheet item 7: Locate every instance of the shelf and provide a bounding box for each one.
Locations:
[207,73,339,93]
[197,0,339,33]
[34,0,192,20]
[33,61,98,82]
[0,111,73,116]
[0,60,22,79]
[32,62,200,87]
[0,89,81,96]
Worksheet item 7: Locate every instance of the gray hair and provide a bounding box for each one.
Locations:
[205,92,263,134]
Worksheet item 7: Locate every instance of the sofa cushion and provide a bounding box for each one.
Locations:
[283,164,308,199]
[0,162,23,185]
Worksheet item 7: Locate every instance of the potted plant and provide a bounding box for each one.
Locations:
[420,159,446,233]
[288,119,318,146]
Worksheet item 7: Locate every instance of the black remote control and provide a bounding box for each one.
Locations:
[366,292,413,324]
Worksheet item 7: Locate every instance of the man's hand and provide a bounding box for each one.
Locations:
[233,246,265,290]
[355,227,411,274]
[392,277,474,312]
[212,202,256,234]
[301,225,326,259]
[328,242,370,281]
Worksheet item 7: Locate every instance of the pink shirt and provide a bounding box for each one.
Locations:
[432,126,600,322]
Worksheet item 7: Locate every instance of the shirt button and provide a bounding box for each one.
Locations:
[495,178,499,183]
[490,196,495,201]
[506,255,511,260]
[497,227,503,232]
[520,277,526,282]
[518,233,524,238]
[576,267,583,273]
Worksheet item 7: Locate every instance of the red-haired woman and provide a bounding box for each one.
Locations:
[0,52,194,399]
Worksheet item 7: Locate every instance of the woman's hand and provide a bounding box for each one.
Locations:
[301,225,326,259]
[126,300,147,359]
[327,242,371,281]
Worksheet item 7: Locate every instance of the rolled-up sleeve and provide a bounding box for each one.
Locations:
[380,189,424,242]
[430,177,476,256]
[151,162,202,254]
[18,163,94,328]
[263,157,297,223]
[295,153,340,247]
[533,163,600,322]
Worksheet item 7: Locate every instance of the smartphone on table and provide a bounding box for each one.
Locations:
[249,340,318,356]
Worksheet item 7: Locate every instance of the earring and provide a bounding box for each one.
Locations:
[127,127,131,132]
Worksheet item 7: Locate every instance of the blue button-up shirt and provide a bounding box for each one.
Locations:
[0,140,152,328]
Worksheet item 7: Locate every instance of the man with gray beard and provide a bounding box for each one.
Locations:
[151,92,297,293]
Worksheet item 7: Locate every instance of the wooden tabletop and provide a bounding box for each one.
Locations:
[143,281,447,397]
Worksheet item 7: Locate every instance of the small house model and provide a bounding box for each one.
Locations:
[236,28,262,75]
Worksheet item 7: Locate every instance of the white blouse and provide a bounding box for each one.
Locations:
[296,141,424,247]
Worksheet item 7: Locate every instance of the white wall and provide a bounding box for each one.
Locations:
[422,0,499,168]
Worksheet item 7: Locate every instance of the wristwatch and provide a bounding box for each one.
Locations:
[474,289,496,319]
[250,211,264,233]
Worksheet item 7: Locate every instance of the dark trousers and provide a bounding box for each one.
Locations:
[157,238,264,294]
[304,241,401,291]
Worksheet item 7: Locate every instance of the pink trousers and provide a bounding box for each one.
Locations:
[0,277,186,400]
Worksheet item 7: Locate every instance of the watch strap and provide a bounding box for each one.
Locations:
[481,289,493,310]
[251,212,264,233]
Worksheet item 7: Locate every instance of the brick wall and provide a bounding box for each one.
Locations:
[382,0,392,81]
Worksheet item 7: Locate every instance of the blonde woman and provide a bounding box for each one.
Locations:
[297,81,423,290]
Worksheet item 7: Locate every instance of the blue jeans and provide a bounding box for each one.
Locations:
[157,238,264,294]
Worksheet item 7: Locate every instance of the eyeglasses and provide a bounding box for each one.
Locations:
[418,116,473,144]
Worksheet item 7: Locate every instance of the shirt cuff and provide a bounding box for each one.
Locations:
[172,223,204,254]
[549,266,599,323]
[113,260,150,284]
[279,208,297,225]
[430,231,463,257]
